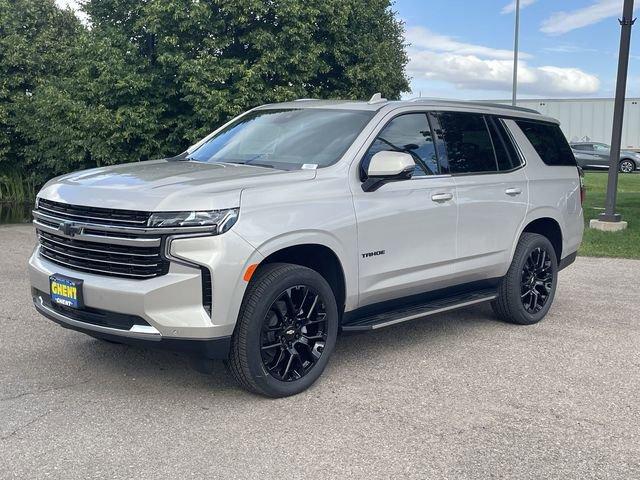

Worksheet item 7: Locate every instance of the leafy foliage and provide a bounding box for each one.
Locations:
[0,0,81,178]
[0,0,409,190]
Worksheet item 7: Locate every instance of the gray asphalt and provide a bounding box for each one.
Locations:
[1,224,639,479]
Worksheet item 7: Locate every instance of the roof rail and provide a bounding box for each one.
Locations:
[470,101,540,114]
[293,98,320,102]
[407,97,540,114]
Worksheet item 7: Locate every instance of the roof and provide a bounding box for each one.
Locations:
[256,97,555,122]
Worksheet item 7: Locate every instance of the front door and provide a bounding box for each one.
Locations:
[351,112,458,306]
[593,143,612,167]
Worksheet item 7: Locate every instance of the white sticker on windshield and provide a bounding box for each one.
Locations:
[301,164,318,170]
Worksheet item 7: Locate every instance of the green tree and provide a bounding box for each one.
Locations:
[0,0,81,180]
[5,0,409,187]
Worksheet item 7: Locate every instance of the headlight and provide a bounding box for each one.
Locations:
[147,208,238,233]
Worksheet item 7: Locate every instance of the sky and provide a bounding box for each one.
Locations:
[55,0,638,100]
[396,0,639,99]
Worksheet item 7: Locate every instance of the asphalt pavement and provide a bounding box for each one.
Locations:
[1,224,639,479]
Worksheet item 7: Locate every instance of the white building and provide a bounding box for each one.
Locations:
[495,98,640,149]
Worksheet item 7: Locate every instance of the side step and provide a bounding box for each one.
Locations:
[342,288,498,331]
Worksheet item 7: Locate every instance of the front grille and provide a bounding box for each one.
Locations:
[37,198,151,227]
[38,231,168,279]
[34,200,169,280]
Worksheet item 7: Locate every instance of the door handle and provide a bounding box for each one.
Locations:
[505,187,522,196]
[431,192,453,202]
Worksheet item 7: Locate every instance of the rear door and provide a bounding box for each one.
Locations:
[351,111,458,306]
[429,111,529,281]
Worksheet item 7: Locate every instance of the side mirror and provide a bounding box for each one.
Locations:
[362,151,415,192]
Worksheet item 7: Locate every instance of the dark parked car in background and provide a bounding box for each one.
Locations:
[571,142,640,173]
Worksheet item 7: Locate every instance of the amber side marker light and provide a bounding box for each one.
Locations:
[243,264,259,282]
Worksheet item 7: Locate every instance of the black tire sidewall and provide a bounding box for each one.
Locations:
[507,235,558,325]
[242,265,338,397]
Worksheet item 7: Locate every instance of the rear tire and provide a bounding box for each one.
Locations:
[492,233,558,325]
[228,263,338,397]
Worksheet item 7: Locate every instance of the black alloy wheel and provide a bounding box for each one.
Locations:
[491,232,558,325]
[260,285,328,382]
[520,247,554,314]
[228,263,338,397]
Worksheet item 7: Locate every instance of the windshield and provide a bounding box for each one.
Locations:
[186,108,374,170]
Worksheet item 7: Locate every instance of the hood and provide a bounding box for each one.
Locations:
[38,159,317,211]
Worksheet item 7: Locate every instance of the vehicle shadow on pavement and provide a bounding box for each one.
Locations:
[44,302,501,398]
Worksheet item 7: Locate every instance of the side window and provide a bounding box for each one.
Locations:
[487,116,521,171]
[361,113,439,178]
[430,112,498,174]
[574,144,593,151]
[594,144,609,152]
[515,120,577,166]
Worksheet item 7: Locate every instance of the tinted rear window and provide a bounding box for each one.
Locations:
[430,112,498,174]
[516,120,576,166]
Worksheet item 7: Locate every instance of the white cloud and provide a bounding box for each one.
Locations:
[541,0,634,35]
[405,27,601,96]
[406,27,530,61]
[408,51,600,96]
[501,0,537,15]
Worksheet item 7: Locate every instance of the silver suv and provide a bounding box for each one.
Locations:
[29,97,584,397]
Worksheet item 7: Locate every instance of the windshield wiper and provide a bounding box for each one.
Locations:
[237,162,277,169]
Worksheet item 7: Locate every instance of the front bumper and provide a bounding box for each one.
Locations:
[28,229,262,355]
[32,291,232,358]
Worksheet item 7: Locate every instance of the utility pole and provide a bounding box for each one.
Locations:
[512,0,520,106]
[594,0,635,230]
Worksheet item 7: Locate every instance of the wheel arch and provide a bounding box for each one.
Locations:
[246,231,354,315]
[258,243,347,316]
[518,215,563,262]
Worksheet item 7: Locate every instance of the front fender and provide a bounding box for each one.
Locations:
[242,229,358,311]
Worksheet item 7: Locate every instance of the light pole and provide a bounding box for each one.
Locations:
[512,0,520,106]
[594,0,635,230]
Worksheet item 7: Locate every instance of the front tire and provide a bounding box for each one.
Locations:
[492,233,558,325]
[620,159,635,173]
[228,263,338,397]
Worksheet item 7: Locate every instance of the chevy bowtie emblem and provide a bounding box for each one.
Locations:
[59,221,82,237]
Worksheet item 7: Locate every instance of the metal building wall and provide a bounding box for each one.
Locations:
[497,98,640,149]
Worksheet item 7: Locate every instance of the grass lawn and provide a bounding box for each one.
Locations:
[580,172,640,259]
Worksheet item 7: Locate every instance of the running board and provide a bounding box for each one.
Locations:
[342,288,498,331]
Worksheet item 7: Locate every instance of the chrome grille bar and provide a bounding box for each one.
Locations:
[39,250,160,279]
[33,199,171,280]
[33,220,161,247]
[38,233,159,257]
[36,204,149,225]
[39,244,160,268]
[33,210,217,235]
